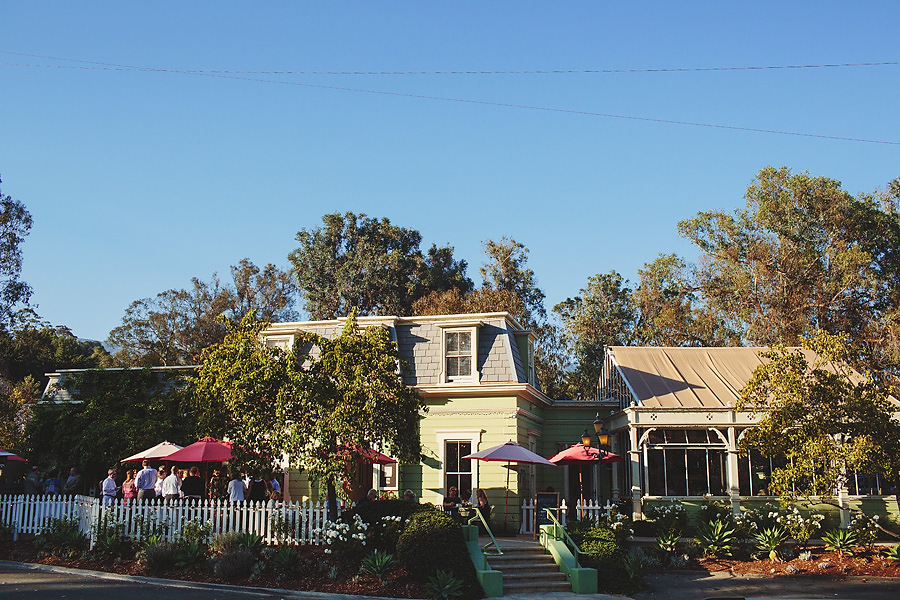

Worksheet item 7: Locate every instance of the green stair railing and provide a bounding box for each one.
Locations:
[542,507,583,564]
[468,507,502,555]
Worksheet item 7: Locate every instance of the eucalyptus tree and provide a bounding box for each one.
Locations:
[0,177,33,334]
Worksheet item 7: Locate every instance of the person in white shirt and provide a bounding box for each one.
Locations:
[101,469,118,507]
[227,472,246,503]
[154,466,167,498]
[162,468,181,500]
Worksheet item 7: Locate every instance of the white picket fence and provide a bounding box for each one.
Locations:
[519,498,617,534]
[0,494,342,548]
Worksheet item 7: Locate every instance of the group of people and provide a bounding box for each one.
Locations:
[442,486,492,524]
[21,466,83,496]
[99,461,283,505]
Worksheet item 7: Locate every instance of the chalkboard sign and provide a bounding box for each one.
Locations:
[535,492,560,529]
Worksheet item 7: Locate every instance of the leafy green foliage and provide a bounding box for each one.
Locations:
[212,549,255,581]
[209,531,263,556]
[108,259,297,367]
[174,541,206,568]
[267,546,301,572]
[883,544,900,562]
[426,569,465,600]
[643,500,689,535]
[655,530,681,555]
[695,519,735,557]
[396,510,479,600]
[24,368,199,485]
[738,333,900,513]
[359,550,399,585]
[752,527,788,561]
[0,179,33,333]
[822,528,858,556]
[289,212,471,320]
[35,517,88,558]
[140,540,178,573]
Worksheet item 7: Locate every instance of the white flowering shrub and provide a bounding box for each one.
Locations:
[643,501,688,535]
[314,514,369,558]
[697,496,732,527]
[776,506,825,547]
[849,513,880,550]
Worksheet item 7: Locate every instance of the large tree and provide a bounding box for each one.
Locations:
[737,331,900,518]
[288,212,471,319]
[192,310,426,519]
[0,176,33,334]
[679,167,900,364]
[108,259,297,366]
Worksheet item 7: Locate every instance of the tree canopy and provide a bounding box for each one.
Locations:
[737,332,900,515]
[192,310,426,517]
[0,176,33,334]
[108,258,297,366]
[288,212,471,320]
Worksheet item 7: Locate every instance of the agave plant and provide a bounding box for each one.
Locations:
[822,528,858,557]
[752,526,788,561]
[359,550,399,585]
[427,569,464,600]
[882,544,900,562]
[696,519,735,557]
[655,530,681,555]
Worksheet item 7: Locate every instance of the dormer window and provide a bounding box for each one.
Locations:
[436,320,482,384]
[445,330,473,380]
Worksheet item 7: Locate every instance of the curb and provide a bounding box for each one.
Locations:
[0,560,403,600]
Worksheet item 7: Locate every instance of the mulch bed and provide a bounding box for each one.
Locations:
[0,540,429,598]
[687,548,900,579]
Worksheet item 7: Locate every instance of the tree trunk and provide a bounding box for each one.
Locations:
[327,478,338,522]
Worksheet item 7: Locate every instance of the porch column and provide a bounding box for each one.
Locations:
[726,426,741,515]
[629,425,642,520]
[610,434,621,500]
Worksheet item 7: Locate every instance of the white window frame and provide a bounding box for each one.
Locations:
[436,429,483,501]
[263,335,294,351]
[438,324,480,383]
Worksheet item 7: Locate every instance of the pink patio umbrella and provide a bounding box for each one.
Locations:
[165,437,233,463]
[0,448,27,462]
[463,441,557,527]
[547,444,623,504]
[121,441,184,462]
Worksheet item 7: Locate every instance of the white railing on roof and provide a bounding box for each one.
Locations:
[0,494,341,548]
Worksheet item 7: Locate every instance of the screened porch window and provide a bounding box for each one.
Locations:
[644,428,727,497]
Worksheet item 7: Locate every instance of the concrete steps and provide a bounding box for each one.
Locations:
[487,544,571,594]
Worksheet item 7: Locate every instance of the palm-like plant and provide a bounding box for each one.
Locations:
[696,519,735,557]
[752,527,788,561]
[427,569,464,600]
[656,530,681,555]
[881,544,900,562]
[822,528,858,557]
[359,550,399,585]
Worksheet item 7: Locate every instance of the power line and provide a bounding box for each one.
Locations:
[1,50,897,75]
[2,52,898,146]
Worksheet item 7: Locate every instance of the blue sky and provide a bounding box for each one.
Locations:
[2,2,898,342]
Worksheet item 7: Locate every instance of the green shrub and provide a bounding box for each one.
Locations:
[268,546,301,572]
[575,527,633,593]
[212,549,255,581]
[697,497,732,527]
[396,510,481,600]
[655,530,681,556]
[696,519,735,557]
[631,519,657,537]
[882,544,900,562]
[175,541,207,568]
[347,499,432,552]
[175,518,212,547]
[359,550,398,585]
[209,531,263,556]
[848,513,879,551]
[822,528,858,556]
[643,501,688,535]
[93,530,134,559]
[427,569,464,600]
[141,540,178,574]
[35,517,88,558]
[752,527,787,561]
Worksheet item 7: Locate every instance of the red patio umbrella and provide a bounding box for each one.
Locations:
[548,444,623,505]
[121,441,184,462]
[463,441,557,528]
[0,448,26,462]
[165,437,233,463]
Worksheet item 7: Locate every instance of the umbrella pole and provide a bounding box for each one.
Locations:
[503,460,510,532]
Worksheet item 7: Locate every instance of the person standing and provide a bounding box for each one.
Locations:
[134,460,158,501]
[122,470,137,504]
[247,474,268,502]
[207,467,227,501]
[154,466,167,498]
[181,466,203,501]
[23,466,43,495]
[162,467,181,500]
[62,467,82,495]
[101,469,118,506]
[227,472,246,503]
[45,471,62,495]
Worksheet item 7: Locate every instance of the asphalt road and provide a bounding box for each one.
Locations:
[3,561,900,600]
